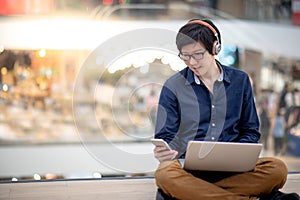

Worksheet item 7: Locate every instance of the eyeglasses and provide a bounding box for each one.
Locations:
[178,50,207,61]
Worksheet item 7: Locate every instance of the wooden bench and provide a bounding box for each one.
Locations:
[1,175,299,200]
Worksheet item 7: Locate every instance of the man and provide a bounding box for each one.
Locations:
[153,19,299,200]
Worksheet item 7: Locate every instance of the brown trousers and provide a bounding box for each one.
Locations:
[155,157,287,200]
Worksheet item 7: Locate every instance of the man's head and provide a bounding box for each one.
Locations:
[176,19,221,56]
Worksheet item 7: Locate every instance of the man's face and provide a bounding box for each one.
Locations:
[180,42,214,77]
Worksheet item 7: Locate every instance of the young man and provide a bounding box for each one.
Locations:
[153,19,299,200]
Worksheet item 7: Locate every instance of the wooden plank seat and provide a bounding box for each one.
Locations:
[0,174,299,200]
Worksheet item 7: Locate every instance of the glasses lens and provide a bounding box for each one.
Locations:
[179,54,189,61]
[179,51,206,61]
[193,52,204,60]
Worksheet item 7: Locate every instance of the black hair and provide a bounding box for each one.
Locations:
[176,19,221,55]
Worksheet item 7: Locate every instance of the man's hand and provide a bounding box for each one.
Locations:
[154,146,178,163]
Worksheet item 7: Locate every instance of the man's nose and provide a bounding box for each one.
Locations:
[189,56,197,65]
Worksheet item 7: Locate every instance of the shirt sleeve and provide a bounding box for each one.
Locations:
[154,84,180,144]
[236,75,261,143]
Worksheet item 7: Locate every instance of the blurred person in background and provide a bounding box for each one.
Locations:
[259,98,271,151]
[270,107,286,156]
[278,83,288,110]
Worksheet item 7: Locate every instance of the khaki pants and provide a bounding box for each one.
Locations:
[155,157,287,200]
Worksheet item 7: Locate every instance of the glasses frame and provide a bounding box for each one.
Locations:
[178,50,207,61]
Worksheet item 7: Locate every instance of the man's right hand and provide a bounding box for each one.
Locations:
[153,146,178,163]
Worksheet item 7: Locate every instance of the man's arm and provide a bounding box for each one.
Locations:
[153,83,180,162]
[154,84,180,143]
[237,76,261,143]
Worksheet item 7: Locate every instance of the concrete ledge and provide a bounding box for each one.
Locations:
[0,177,157,200]
[0,174,299,200]
[282,173,300,194]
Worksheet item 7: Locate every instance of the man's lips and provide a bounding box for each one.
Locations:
[192,66,201,70]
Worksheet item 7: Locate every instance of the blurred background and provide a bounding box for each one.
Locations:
[1,0,300,181]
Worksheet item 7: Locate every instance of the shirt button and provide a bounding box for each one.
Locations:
[212,137,215,140]
[212,123,215,127]
[212,105,215,108]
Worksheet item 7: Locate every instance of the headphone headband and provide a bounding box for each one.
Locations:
[186,20,218,37]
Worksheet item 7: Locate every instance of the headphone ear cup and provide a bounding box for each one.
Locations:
[213,41,221,55]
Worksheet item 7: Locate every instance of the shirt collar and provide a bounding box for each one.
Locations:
[216,60,230,83]
[186,60,228,85]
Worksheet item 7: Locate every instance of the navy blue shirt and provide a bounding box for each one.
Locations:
[155,62,260,158]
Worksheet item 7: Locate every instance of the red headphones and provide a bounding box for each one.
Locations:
[186,20,221,55]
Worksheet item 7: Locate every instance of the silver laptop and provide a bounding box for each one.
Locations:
[183,141,263,172]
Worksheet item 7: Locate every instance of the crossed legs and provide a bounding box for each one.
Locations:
[155,157,287,200]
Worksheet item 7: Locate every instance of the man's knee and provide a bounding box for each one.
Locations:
[154,160,182,189]
[259,157,288,189]
[268,158,288,186]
